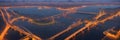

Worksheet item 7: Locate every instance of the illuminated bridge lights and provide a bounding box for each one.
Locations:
[0,6,120,40]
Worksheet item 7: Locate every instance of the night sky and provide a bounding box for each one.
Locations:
[0,0,120,2]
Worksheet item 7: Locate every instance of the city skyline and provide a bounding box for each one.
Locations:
[0,0,120,2]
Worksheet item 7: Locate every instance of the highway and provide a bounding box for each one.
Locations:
[0,3,120,40]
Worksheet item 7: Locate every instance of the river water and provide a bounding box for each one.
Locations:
[4,5,120,40]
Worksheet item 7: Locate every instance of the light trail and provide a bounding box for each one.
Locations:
[0,8,42,40]
[102,28,120,40]
[49,20,82,40]
[0,5,119,40]
[11,25,42,40]
[0,6,93,40]
[9,6,87,21]
[94,9,106,20]
[8,8,56,26]
[41,6,87,19]
[0,8,11,40]
[48,9,105,40]
[65,10,120,40]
